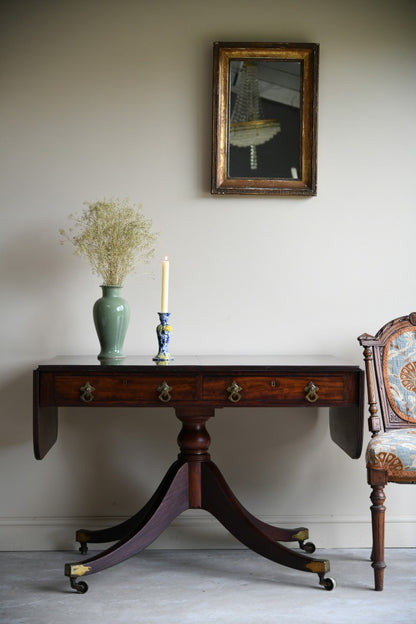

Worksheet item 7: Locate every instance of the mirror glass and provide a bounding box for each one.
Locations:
[229,60,301,179]
[211,43,319,196]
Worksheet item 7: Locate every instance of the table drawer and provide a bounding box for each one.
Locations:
[202,374,352,406]
[40,373,198,406]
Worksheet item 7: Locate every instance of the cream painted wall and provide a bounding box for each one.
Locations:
[1,0,416,552]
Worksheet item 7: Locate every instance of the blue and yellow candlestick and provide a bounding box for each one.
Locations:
[153,312,174,362]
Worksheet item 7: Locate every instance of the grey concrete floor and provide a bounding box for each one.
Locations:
[0,549,414,623]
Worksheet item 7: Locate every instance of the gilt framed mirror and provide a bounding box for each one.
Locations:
[211,42,319,196]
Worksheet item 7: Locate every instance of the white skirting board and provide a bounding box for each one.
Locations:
[0,513,415,551]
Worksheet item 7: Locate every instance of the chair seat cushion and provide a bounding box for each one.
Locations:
[366,429,416,481]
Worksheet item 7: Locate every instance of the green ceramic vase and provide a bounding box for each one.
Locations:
[93,285,130,363]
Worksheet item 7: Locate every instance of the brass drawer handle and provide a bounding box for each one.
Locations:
[227,381,243,403]
[304,381,319,403]
[157,380,172,403]
[80,381,95,403]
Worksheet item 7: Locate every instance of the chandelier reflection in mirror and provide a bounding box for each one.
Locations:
[230,62,281,170]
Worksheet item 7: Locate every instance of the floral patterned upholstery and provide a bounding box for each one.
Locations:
[384,329,416,423]
[366,429,416,482]
[367,326,416,482]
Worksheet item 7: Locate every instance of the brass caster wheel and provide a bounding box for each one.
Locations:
[299,540,316,554]
[319,576,336,591]
[70,577,89,594]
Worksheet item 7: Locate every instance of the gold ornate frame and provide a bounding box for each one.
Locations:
[211,42,319,196]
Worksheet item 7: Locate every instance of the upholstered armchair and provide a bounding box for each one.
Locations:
[358,313,416,590]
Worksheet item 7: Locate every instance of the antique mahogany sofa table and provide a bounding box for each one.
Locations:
[33,355,364,593]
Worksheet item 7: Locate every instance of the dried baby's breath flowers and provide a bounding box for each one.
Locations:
[60,198,158,286]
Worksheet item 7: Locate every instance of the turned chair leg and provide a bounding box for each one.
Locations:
[370,481,386,591]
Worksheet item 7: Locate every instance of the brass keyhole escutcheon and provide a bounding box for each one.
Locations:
[80,381,95,403]
[304,381,319,403]
[227,380,243,403]
[157,380,172,403]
